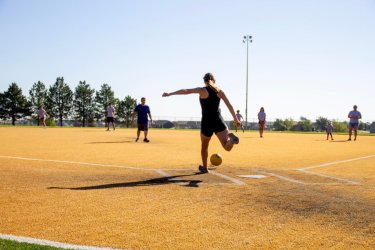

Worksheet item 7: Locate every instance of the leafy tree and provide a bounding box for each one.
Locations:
[117,95,137,127]
[73,81,95,127]
[332,120,347,132]
[0,83,31,125]
[29,81,47,125]
[299,116,312,131]
[46,77,73,127]
[284,118,295,131]
[273,118,287,131]
[315,116,328,132]
[94,83,116,121]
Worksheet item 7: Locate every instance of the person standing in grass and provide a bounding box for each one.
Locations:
[326,121,334,140]
[348,105,362,141]
[258,107,266,138]
[162,72,241,174]
[235,110,245,133]
[106,103,116,131]
[38,105,47,127]
[132,97,152,143]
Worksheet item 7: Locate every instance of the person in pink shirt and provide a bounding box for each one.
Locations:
[257,107,266,138]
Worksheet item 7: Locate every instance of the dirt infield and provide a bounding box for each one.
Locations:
[0,127,374,249]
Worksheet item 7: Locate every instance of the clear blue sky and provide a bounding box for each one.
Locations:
[1,0,374,122]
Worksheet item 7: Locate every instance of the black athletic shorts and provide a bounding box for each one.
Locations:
[137,123,148,131]
[200,115,227,137]
[107,117,114,123]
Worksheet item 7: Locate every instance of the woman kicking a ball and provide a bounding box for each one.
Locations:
[162,73,241,173]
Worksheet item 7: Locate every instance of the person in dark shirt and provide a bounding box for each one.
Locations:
[132,97,152,142]
[162,72,241,173]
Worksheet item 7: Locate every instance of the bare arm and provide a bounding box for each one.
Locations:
[162,87,207,98]
[218,91,241,126]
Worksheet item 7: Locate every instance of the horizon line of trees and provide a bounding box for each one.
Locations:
[0,78,372,131]
[271,117,370,132]
[0,77,137,127]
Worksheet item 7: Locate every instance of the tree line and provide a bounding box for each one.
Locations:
[0,77,137,127]
[272,116,370,132]
[0,78,371,131]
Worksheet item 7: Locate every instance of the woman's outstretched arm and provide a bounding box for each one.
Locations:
[162,87,206,98]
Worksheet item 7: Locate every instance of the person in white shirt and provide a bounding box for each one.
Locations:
[235,110,244,133]
[257,107,266,138]
[106,103,116,131]
[38,105,47,127]
[347,105,361,141]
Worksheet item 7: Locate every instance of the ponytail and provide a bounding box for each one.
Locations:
[203,72,221,93]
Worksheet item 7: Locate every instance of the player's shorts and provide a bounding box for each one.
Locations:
[137,123,149,131]
[39,116,45,120]
[258,121,265,126]
[200,116,227,137]
[349,122,359,129]
[107,117,114,123]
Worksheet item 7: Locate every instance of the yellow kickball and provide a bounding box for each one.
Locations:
[210,153,222,166]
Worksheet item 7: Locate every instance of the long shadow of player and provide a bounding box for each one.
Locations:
[48,174,202,190]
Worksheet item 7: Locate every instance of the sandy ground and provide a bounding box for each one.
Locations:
[0,127,374,249]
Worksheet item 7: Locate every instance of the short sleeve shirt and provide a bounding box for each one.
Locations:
[258,112,266,122]
[236,113,243,121]
[134,104,150,124]
[348,111,361,123]
[106,106,115,117]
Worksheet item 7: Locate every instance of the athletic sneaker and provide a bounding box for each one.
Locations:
[143,138,150,143]
[228,133,239,144]
[198,165,208,174]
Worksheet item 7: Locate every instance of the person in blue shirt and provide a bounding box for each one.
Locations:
[162,72,241,174]
[132,97,153,142]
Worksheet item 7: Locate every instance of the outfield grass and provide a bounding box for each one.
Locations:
[0,239,63,250]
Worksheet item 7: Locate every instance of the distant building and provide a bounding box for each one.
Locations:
[370,122,375,133]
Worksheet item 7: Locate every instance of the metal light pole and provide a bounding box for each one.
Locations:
[243,35,252,130]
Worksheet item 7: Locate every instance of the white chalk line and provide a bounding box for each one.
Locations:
[209,171,246,185]
[154,169,185,185]
[255,169,306,185]
[298,155,375,170]
[0,155,148,170]
[295,155,375,185]
[298,169,359,185]
[0,233,121,250]
[0,155,244,185]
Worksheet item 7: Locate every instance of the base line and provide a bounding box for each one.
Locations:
[209,171,246,185]
[0,155,148,170]
[255,169,305,185]
[295,155,375,185]
[0,233,121,250]
[298,169,359,185]
[298,155,375,170]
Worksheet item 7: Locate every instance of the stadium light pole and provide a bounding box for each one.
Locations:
[243,35,252,130]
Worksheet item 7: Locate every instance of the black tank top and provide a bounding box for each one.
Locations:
[199,86,220,118]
